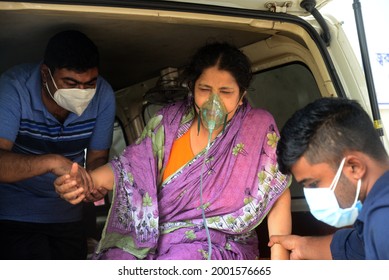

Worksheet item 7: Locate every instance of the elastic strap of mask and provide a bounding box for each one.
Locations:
[220,93,244,133]
[352,179,362,207]
[48,68,59,91]
[221,114,228,133]
[45,82,54,99]
[224,92,246,116]
[197,114,201,136]
[330,157,346,191]
[45,68,59,103]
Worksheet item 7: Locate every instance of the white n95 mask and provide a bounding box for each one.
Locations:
[46,69,96,116]
[303,158,362,228]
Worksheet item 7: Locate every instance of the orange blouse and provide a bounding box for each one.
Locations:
[162,129,194,182]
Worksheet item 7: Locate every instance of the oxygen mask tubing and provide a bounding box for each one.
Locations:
[197,93,228,259]
[196,92,243,259]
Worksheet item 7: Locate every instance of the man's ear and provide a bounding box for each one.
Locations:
[344,154,366,181]
[40,64,49,84]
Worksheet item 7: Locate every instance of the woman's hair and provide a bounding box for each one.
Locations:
[182,42,252,95]
[276,97,387,173]
[43,30,99,73]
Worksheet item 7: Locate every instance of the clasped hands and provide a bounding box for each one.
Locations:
[54,162,107,204]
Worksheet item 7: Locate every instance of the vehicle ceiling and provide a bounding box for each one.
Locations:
[0,8,270,91]
[165,0,331,15]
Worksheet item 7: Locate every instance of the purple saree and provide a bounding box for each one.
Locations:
[94,100,290,260]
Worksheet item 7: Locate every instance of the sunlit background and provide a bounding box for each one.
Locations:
[323,0,389,137]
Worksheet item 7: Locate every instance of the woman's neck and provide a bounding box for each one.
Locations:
[189,116,221,155]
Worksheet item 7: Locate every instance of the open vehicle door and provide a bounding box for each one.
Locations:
[0,0,386,259]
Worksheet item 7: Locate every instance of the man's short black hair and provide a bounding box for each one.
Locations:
[276,97,387,173]
[43,30,99,72]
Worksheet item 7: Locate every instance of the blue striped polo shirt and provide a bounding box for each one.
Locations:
[0,63,116,223]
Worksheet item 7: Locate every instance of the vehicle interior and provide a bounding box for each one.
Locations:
[0,1,339,258]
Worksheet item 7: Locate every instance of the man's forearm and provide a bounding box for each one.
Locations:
[85,149,109,171]
[0,149,68,183]
[303,235,333,260]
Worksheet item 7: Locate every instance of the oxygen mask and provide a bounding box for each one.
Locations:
[198,93,228,133]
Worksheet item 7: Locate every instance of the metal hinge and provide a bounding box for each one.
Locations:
[265,1,293,13]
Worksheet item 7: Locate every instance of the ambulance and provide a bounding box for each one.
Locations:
[0,0,384,258]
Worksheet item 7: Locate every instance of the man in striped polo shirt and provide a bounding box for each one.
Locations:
[0,30,116,259]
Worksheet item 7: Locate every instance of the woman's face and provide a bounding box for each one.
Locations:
[194,66,243,122]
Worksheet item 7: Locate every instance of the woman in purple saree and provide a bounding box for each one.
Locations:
[55,42,291,260]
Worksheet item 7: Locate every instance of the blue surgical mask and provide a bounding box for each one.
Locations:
[303,158,362,228]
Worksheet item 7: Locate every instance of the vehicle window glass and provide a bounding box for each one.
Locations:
[109,119,127,160]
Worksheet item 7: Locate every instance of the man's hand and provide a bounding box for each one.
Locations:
[54,162,92,204]
[51,156,93,193]
[269,234,334,260]
[268,234,305,260]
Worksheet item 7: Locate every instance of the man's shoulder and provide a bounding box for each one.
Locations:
[0,63,40,100]
[362,171,389,217]
[3,63,37,77]
[370,171,389,195]
[97,76,114,93]
[94,76,115,104]
[1,63,39,87]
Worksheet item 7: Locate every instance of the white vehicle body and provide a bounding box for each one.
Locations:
[0,0,384,257]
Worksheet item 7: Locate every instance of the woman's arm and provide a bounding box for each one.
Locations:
[266,188,292,260]
[89,163,115,191]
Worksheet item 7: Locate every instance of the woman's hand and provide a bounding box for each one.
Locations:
[83,187,108,203]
